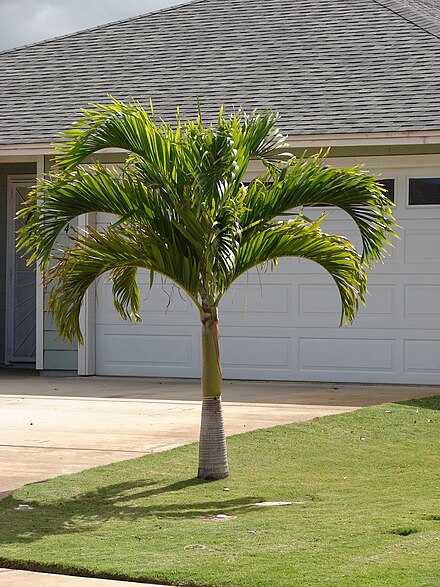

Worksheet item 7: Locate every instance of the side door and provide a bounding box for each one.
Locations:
[5,176,36,365]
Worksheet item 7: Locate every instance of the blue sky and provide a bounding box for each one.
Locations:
[0,0,187,51]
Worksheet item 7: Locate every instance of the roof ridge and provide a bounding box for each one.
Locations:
[0,0,205,56]
[2,0,440,57]
[372,0,440,39]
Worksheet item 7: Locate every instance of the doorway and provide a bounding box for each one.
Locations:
[5,175,36,365]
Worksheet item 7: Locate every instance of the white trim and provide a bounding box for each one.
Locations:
[77,213,96,375]
[327,154,440,169]
[0,129,440,156]
[286,130,440,147]
[0,145,127,157]
[35,156,44,370]
[246,154,440,177]
[0,145,52,157]
[78,284,96,376]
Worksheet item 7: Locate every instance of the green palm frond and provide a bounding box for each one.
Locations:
[111,265,141,323]
[241,154,396,266]
[234,216,367,324]
[53,98,180,172]
[17,99,397,343]
[233,109,290,161]
[47,223,203,341]
[17,162,157,264]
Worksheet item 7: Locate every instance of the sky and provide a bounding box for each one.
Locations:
[0,0,187,51]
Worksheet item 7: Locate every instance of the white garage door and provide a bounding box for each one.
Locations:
[95,163,440,384]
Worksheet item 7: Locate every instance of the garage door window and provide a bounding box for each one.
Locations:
[379,179,395,203]
[409,178,440,205]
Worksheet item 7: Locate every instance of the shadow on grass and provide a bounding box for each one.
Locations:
[396,396,440,411]
[0,476,259,546]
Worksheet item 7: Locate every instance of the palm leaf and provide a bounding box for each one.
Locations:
[17,100,396,342]
[233,216,367,324]
[17,163,156,264]
[46,223,202,341]
[241,154,396,265]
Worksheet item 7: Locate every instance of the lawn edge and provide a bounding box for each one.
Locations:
[0,557,203,586]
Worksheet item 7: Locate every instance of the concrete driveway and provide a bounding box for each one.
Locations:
[1,369,438,497]
[0,368,438,586]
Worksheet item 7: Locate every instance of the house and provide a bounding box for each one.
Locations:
[0,0,439,384]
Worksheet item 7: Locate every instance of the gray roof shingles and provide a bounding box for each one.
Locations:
[1,0,440,144]
[382,0,440,29]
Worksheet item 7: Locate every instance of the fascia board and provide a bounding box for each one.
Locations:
[286,131,440,147]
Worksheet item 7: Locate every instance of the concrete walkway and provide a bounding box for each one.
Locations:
[0,568,153,587]
[0,368,438,586]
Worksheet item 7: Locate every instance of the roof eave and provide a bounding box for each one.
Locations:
[1,130,440,158]
[0,143,52,157]
[286,129,440,147]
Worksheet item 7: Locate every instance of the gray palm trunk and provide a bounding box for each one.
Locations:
[198,306,228,480]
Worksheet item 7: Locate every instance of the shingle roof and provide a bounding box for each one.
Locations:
[389,0,440,24]
[1,0,440,144]
[379,0,440,34]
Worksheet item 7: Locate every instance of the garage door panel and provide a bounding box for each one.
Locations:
[97,278,196,326]
[218,336,291,370]
[297,284,398,328]
[404,229,440,266]
[298,284,341,318]
[136,285,193,319]
[404,285,440,328]
[276,257,301,272]
[232,270,295,285]
[220,284,293,327]
[96,327,198,377]
[298,337,395,373]
[404,340,440,374]
[101,332,192,365]
[360,285,396,316]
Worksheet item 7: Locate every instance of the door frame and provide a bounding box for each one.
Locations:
[5,174,37,364]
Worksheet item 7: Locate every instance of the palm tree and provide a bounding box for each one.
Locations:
[18,99,395,480]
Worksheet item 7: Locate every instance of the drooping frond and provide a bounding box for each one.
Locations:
[233,216,367,325]
[241,154,396,266]
[53,98,181,173]
[111,265,141,323]
[17,163,157,265]
[46,223,202,341]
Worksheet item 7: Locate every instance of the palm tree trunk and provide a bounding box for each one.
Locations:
[198,307,229,480]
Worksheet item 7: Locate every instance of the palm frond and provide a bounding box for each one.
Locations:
[17,163,157,265]
[53,98,180,172]
[46,223,203,341]
[233,109,291,161]
[241,154,396,265]
[233,217,367,324]
[17,100,396,338]
[111,265,141,322]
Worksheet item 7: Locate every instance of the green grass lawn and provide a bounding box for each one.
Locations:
[0,396,439,587]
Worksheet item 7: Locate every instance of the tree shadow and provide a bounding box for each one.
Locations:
[396,396,440,411]
[0,476,261,546]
